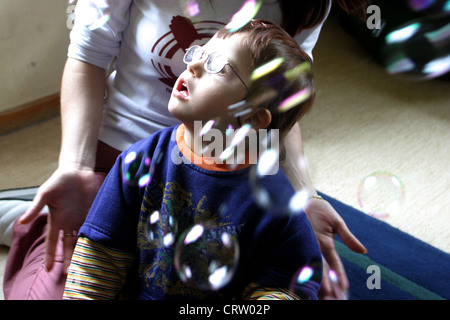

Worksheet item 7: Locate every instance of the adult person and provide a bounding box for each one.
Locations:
[4,0,367,300]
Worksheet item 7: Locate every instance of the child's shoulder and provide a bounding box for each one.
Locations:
[262,168,295,192]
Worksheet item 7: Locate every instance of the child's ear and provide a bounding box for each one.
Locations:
[242,108,272,130]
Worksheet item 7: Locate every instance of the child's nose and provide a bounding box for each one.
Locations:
[187,58,205,77]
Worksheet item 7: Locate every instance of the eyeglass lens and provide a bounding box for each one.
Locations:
[184,46,227,73]
[183,46,251,95]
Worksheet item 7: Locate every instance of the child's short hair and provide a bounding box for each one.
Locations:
[215,19,315,139]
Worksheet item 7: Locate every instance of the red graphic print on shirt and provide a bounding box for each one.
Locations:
[151,16,225,88]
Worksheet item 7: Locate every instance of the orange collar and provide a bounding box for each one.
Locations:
[176,124,252,172]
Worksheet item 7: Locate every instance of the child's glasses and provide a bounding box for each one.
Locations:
[183,45,252,96]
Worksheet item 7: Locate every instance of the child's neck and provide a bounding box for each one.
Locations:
[183,124,208,158]
[177,124,252,171]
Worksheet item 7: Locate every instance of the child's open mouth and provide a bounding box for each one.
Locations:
[173,78,190,100]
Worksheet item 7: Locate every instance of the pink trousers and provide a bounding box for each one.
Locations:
[3,141,120,300]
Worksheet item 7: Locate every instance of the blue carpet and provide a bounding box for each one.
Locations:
[320,193,450,300]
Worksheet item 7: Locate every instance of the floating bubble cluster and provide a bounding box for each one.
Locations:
[341,0,450,79]
[250,150,311,215]
[118,2,318,293]
[124,150,240,292]
[357,172,406,219]
[196,56,314,213]
[379,2,450,79]
[226,58,312,123]
[383,15,450,79]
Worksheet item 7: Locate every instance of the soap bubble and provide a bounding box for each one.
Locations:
[180,0,200,17]
[219,124,253,163]
[250,148,282,211]
[357,172,406,219]
[408,0,437,11]
[407,0,450,14]
[122,151,151,187]
[122,149,163,188]
[422,55,450,79]
[199,119,216,137]
[174,223,239,291]
[251,58,285,82]
[289,260,322,299]
[385,22,421,45]
[87,10,111,30]
[227,100,255,119]
[324,269,349,300]
[74,5,111,30]
[277,88,312,113]
[226,0,262,32]
[143,210,178,247]
[385,53,416,74]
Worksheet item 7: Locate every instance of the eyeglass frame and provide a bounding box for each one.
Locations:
[183,45,252,96]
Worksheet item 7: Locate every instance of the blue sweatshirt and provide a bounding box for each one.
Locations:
[79,125,322,300]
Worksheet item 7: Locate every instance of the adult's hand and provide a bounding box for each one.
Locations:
[18,167,99,273]
[304,197,367,299]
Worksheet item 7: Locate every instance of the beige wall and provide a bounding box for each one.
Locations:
[0,0,71,112]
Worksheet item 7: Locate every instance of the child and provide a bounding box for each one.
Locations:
[63,19,322,300]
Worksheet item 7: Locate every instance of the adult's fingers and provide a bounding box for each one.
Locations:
[334,216,367,254]
[321,240,349,292]
[17,192,47,225]
[43,216,60,272]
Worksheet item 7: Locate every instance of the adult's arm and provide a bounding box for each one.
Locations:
[18,58,107,273]
[281,122,367,299]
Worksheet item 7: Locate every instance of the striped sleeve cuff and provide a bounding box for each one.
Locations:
[243,282,301,300]
[63,236,134,300]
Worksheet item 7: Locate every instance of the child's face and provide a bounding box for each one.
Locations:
[168,34,253,130]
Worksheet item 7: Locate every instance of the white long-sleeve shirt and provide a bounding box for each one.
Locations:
[68,0,330,151]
